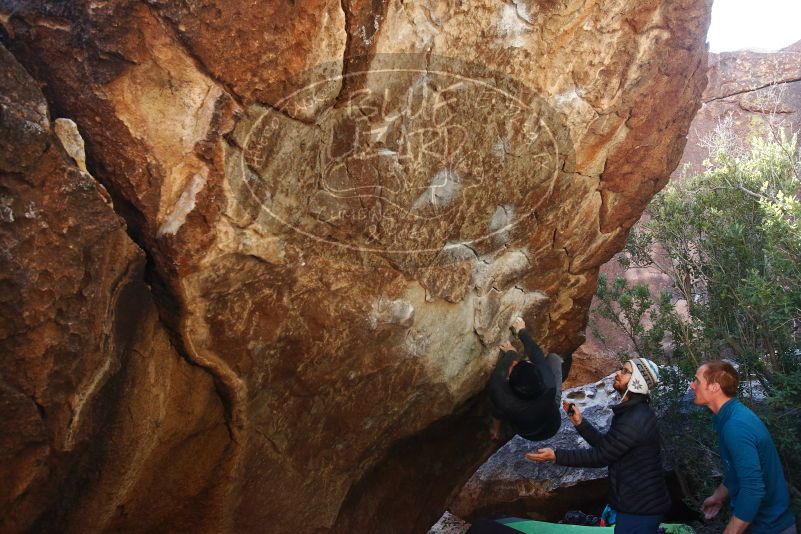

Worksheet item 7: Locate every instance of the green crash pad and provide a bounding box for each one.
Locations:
[495,517,694,534]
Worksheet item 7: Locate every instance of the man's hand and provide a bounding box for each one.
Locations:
[525,448,556,462]
[499,341,515,353]
[562,401,583,426]
[701,485,728,520]
[701,495,723,520]
[512,317,525,335]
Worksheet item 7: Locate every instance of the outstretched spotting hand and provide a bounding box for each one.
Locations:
[512,317,525,335]
[525,448,555,462]
[499,341,515,353]
[562,401,583,426]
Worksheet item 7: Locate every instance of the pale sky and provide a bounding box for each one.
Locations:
[707,0,801,53]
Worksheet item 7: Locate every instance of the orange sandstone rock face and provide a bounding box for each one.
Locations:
[0,44,229,533]
[0,0,711,532]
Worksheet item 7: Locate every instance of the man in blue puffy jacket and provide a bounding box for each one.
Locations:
[527,357,671,533]
[692,360,796,534]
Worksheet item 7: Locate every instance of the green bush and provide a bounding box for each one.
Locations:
[759,369,801,513]
[591,128,801,517]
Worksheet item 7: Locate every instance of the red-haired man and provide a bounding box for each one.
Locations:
[692,361,796,534]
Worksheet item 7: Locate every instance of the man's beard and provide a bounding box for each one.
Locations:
[613,380,627,395]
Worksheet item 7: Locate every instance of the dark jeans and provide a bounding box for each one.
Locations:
[546,353,563,404]
[614,513,662,534]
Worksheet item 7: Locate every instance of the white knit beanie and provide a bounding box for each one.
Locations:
[624,357,660,396]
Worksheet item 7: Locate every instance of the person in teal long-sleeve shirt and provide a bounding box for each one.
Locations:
[691,361,796,534]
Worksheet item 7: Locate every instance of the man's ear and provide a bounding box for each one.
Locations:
[709,382,720,393]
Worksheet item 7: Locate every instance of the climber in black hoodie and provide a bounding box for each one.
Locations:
[488,317,565,442]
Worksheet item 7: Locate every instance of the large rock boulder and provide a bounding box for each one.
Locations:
[0,44,229,533]
[0,0,711,532]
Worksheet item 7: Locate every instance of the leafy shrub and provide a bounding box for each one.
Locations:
[591,127,801,517]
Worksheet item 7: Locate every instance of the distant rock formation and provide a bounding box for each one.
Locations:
[682,41,801,175]
[0,0,711,531]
